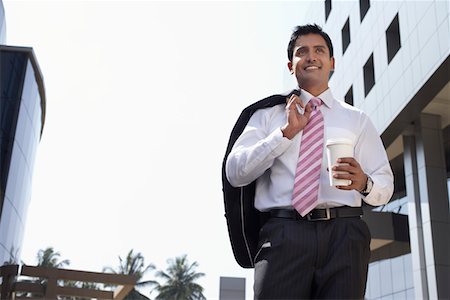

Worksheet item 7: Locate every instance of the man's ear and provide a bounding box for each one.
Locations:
[331,57,335,71]
[287,61,294,74]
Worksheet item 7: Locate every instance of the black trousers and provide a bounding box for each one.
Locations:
[253,216,371,299]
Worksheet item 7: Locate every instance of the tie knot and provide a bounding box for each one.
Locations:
[310,97,322,110]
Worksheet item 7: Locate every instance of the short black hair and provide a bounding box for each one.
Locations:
[287,24,334,61]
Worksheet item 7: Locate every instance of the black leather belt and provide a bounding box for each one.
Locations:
[270,207,363,221]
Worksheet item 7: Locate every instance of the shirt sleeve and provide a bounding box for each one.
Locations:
[355,114,394,206]
[226,108,292,187]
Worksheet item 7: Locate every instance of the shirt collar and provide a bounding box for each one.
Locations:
[298,88,334,109]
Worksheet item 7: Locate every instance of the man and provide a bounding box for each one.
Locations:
[225,24,394,299]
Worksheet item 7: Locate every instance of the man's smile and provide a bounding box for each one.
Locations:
[304,65,320,70]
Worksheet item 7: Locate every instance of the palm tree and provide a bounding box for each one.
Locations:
[103,249,156,300]
[15,247,71,299]
[36,247,70,268]
[153,255,206,300]
[35,247,70,287]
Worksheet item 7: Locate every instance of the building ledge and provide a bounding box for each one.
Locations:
[362,210,410,263]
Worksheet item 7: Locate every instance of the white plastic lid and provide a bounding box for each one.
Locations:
[326,138,353,146]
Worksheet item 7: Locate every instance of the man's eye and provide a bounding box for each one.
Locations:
[316,48,324,53]
[297,49,307,56]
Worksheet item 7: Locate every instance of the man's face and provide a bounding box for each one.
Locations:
[288,33,335,94]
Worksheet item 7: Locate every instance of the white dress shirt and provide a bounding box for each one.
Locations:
[226,88,394,212]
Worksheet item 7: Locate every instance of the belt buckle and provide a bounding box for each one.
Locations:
[307,207,331,221]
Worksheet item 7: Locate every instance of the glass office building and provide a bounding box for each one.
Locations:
[0,0,46,264]
[296,1,449,299]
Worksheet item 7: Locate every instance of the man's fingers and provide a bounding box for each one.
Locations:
[301,102,313,118]
[285,98,296,116]
[333,172,352,180]
[286,95,309,118]
[336,157,357,164]
[332,157,368,192]
[335,185,354,190]
[332,164,353,173]
[286,94,303,106]
[286,96,298,110]
[333,158,360,173]
[294,96,304,108]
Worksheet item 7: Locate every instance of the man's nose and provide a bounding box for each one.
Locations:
[307,51,317,62]
[306,51,317,62]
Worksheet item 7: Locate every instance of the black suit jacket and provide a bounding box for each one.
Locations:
[222,90,296,268]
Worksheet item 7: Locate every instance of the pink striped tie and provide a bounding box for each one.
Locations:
[292,97,324,216]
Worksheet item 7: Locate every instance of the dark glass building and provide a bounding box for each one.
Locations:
[0,0,46,264]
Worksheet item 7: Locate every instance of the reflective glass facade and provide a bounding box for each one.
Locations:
[0,46,45,264]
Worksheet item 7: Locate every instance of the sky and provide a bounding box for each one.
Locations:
[4,1,309,299]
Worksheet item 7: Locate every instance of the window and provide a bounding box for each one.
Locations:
[360,0,370,21]
[386,14,401,64]
[325,0,332,21]
[342,18,351,54]
[363,54,375,96]
[345,86,354,106]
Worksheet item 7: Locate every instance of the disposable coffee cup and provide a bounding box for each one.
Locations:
[326,138,354,186]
